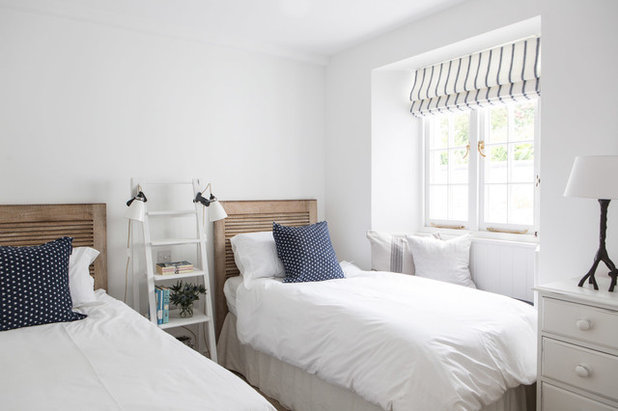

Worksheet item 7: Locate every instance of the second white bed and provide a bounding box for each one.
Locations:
[220,265,537,411]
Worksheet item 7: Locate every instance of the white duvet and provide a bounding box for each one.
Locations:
[0,290,273,411]
[235,266,537,411]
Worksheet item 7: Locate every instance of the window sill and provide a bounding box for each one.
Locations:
[419,226,539,246]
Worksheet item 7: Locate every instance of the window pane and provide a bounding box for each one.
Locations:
[426,111,471,226]
[485,144,508,183]
[512,100,536,142]
[509,184,534,225]
[511,142,534,183]
[488,106,508,143]
[449,148,469,184]
[452,112,469,146]
[429,150,448,184]
[429,185,448,220]
[484,184,507,224]
[430,116,449,149]
[449,185,468,221]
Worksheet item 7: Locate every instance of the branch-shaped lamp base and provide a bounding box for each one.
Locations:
[578,199,617,292]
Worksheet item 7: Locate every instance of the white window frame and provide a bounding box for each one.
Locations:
[421,99,540,242]
[423,113,472,229]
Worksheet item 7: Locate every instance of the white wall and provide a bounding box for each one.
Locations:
[326,0,618,284]
[538,1,618,284]
[0,7,326,300]
[370,71,420,234]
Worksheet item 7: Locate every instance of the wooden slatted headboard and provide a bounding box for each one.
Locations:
[0,204,107,290]
[213,200,317,337]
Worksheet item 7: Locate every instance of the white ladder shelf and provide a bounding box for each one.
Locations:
[132,178,217,363]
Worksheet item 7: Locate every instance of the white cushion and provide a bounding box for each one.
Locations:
[366,231,415,274]
[366,231,441,275]
[406,234,476,288]
[68,247,100,306]
[230,231,284,285]
[340,261,364,278]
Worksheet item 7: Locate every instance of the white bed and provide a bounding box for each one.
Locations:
[213,200,536,411]
[0,289,273,410]
[220,270,536,411]
[0,203,274,411]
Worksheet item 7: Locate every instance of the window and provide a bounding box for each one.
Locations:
[424,99,539,236]
[426,112,470,224]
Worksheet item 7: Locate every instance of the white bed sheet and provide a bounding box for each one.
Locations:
[0,290,273,411]
[235,267,537,411]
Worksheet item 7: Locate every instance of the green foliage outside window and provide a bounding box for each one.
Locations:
[453,113,469,146]
[490,107,508,142]
[490,146,507,162]
[440,151,448,165]
[515,143,533,161]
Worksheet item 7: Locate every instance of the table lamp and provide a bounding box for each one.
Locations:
[564,155,618,292]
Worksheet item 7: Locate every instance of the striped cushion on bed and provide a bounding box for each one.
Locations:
[366,231,415,274]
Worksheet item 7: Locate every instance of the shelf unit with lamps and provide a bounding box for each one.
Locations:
[125,178,227,362]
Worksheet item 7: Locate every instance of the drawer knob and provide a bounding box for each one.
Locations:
[575,364,591,378]
[576,319,591,331]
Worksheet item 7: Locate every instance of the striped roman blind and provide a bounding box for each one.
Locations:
[409,37,540,117]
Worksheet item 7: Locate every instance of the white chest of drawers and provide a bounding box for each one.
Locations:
[536,277,618,410]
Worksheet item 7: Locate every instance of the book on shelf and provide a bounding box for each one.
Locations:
[162,287,170,324]
[156,260,194,275]
[155,287,163,325]
[155,286,170,324]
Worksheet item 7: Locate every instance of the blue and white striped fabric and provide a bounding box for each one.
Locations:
[410,37,540,117]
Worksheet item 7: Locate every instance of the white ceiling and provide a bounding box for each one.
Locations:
[3,0,468,64]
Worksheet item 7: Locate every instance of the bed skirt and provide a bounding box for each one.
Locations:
[218,313,535,411]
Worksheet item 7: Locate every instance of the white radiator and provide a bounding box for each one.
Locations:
[469,238,537,303]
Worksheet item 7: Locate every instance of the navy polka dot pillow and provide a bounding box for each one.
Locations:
[0,237,86,331]
[273,221,344,283]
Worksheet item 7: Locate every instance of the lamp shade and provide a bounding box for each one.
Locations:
[208,200,227,222]
[125,199,146,222]
[564,155,618,199]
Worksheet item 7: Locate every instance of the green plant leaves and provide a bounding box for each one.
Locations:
[169,281,206,309]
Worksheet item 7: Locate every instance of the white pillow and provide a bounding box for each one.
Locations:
[366,231,415,274]
[230,231,284,285]
[68,247,100,306]
[340,261,364,278]
[366,231,440,275]
[406,234,476,288]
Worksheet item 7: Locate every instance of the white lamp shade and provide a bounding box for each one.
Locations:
[208,200,227,222]
[125,200,146,222]
[564,155,618,199]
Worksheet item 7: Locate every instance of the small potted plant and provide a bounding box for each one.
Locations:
[169,281,206,318]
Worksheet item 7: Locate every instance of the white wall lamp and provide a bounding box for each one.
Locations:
[123,186,148,302]
[125,187,148,222]
[193,183,228,222]
[564,155,618,292]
